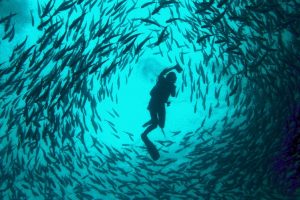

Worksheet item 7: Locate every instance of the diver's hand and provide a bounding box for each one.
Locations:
[175,64,183,73]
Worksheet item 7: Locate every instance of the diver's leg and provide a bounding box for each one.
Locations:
[141,123,157,140]
[141,109,160,161]
[158,105,166,129]
[143,103,153,127]
[143,102,158,128]
[149,106,158,126]
[141,108,158,139]
[142,119,152,127]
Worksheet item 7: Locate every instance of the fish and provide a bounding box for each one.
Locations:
[113,0,127,12]
[161,0,180,6]
[135,35,152,55]
[53,29,68,49]
[197,34,213,44]
[2,24,15,41]
[41,0,55,18]
[195,0,214,14]
[37,15,54,30]
[155,26,168,46]
[211,9,227,24]
[0,0,298,199]
[14,36,28,52]
[0,13,17,24]
[152,5,163,15]
[121,33,141,45]
[166,17,186,23]
[54,0,77,15]
[29,10,35,26]
[122,37,137,54]
[138,18,162,27]
[229,78,239,97]
[69,11,86,31]
[208,103,213,118]
[101,61,119,79]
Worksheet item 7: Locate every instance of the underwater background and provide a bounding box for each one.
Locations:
[0,0,300,199]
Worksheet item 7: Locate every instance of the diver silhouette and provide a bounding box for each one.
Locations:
[141,64,183,161]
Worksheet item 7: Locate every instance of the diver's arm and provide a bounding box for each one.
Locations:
[159,64,178,78]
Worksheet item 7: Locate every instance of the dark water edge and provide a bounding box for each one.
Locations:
[0,0,300,199]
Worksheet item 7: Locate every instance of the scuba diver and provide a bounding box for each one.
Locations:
[141,64,183,161]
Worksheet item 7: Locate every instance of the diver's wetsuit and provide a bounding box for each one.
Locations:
[147,72,176,129]
[142,69,176,140]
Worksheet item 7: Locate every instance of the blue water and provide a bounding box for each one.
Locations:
[0,0,299,199]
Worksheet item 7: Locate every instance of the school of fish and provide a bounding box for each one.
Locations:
[0,0,300,199]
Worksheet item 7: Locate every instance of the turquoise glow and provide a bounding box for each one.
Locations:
[0,0,299,199]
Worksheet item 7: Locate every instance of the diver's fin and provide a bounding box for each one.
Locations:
[142,135,160,161]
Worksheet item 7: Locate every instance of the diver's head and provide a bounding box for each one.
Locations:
[166,72,177,83]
